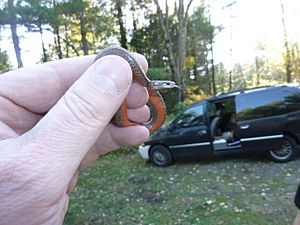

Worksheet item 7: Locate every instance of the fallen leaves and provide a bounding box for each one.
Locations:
[64,149,300,225]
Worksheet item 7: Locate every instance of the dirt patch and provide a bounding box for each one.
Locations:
[128,176,151,185]
[140,190,164,204]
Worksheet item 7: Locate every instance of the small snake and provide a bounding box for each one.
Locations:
[95,46,178,133]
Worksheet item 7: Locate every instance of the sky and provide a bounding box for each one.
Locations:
[1,0,300,69]
[210,0,300,68]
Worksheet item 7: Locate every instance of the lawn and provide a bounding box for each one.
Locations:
[64,148,300,225]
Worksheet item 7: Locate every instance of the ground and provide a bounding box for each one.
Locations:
[63,148,300,225]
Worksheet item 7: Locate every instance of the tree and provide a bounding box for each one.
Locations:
[186,5,216,95]
[56,1,115,57]
[0,0,23,67]
[254,42,267,86]
[154,0,194,102]
[111,0,128,49]
[18,0,52,62]
[60,0,90,55]
[18,0,77,60]
[215,63,227,92]
[232,63,247,90]
[130,13,167,68]
[0,50,12,73]
[87,1,116,53]
[280,0,292,82]
[49,0,63,59]
[290,42,300,81]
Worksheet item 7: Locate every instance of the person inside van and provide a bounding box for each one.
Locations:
[210,106,224,139]
[221,113,239,143]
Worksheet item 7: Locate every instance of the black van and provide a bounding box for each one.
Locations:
[138,84,300,166]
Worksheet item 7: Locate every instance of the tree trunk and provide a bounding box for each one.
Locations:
[229,71,232,91]
[116,0,127,49]
[59,34,80,57]
[210,46,216,95]
[54,25,63,59]
[155,0,176,77]
[8,0,23,68]
[211,59,216,94]
[280,0,292,82]
[80,12,89,55]
[292,44,300,82]
[38,21,48,62]
[205,66,211,94]
[220,68,225,92]
[177,0,186,101]
[208,15,216,95]
[10,23,22,68]
[91,26,97,54]
[238,64,246,89]
[255,56,260,86]
[64,24,69,58]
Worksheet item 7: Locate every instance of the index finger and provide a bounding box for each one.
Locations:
[0,52,148,113]
[0,55,95,113]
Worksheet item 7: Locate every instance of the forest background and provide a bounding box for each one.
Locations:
[1,0,300,112]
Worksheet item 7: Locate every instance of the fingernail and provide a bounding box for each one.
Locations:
[95,56,132,93]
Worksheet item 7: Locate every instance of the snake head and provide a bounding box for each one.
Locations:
[150,80,181,90]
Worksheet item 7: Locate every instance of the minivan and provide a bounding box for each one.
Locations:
[138,84,300,166]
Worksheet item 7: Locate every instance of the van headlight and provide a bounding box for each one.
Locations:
[138,144,150,160]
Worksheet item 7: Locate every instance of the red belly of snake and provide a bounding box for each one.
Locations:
[95,46,172,133]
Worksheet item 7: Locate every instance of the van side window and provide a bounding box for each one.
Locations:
[236,90,285,121]
[175,104,204,128]
[285,89,300,112]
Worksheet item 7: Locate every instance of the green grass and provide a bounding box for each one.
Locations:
[64,148,300,225]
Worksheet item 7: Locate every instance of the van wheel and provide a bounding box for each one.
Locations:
[269,136,298,163]
[149,145,173,167]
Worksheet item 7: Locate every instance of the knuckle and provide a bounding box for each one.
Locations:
[63,88,109,128]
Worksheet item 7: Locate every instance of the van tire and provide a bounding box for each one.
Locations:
[149,145,173,167]
[269,136,298,163]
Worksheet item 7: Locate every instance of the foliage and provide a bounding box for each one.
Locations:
[18,0,50,27]
[166,102,187,122]
[184,85,210,105]
[130,13,168,68]
[50,0,116,57]
[0,0,300,111]
[147,67,176,113]
[289,42,300,81]
[0,50,12,73]
[147,67,171,80]
[185,5,215,93]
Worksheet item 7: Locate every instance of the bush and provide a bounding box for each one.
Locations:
[0,51,12,74]
[147,67,171,80]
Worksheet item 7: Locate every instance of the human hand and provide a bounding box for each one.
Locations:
[0,53,150,225]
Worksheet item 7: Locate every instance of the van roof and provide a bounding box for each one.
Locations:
[209,83,299,101]
[186,83,300,107]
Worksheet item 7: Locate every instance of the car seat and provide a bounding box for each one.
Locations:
[210,109,222,138]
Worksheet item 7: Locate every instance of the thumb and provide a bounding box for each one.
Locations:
[21,55,132,174]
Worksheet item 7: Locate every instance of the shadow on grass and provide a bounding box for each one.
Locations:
[159,152,300,167]
[172,153,267,165]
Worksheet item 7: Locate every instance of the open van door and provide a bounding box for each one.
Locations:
[208,98,242,153]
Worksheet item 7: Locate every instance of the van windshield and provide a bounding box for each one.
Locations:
[173,104,204,128]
